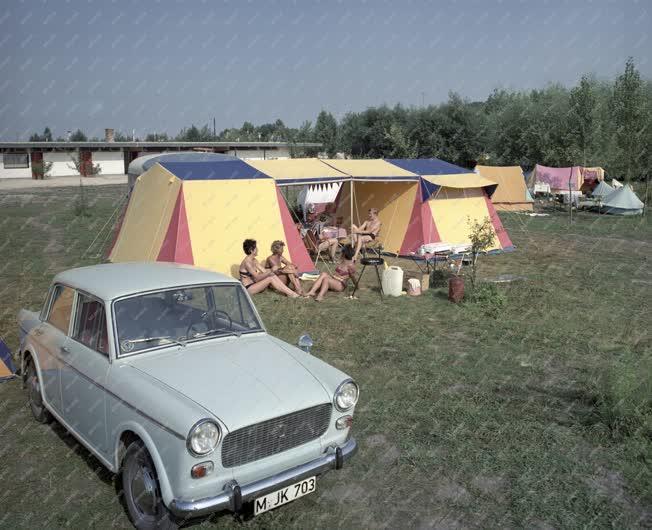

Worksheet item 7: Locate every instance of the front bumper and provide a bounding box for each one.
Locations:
[168,437,357,518]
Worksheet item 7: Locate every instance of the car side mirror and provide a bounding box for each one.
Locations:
[298,334,313,353]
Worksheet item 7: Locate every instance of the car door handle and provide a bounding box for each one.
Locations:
[60,346,70,354]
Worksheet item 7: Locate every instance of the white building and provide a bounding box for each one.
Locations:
[0,139,320,179]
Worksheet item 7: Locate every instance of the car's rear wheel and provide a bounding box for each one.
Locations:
[26,361,52,424]
[122,440,179,530]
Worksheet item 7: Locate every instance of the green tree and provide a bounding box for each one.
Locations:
[384,123,417,158]
[611,57,648,181]
[569,75,596,166]
[29,127,53,142]
[70,129,87,141]
[314,110,339,157]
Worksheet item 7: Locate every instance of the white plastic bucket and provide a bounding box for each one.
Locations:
[382,266,404,297]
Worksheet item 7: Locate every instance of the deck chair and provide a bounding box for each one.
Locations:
[303,229,333,265]
[360,229,383,259]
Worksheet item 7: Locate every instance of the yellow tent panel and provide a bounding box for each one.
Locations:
[428,187,502,251]
[182,179,292,277]
[423,173,498,189]
[109,164,181,262]
[335,180,419,254]
[323,159,417,179]
[246,158,348,185]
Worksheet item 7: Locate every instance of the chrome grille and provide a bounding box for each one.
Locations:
[221,403,332,468]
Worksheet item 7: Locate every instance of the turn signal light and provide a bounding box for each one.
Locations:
[191,461,214,479]
[336,415,353,430]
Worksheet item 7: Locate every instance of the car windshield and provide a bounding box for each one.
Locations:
[114,283,262,355]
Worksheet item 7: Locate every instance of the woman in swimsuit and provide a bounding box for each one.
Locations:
[239,239,300,297]
[265,240,305,295]
[305,244,356,302]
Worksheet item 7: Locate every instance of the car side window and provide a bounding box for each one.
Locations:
[46,285,75,334]
[73,293,109,355]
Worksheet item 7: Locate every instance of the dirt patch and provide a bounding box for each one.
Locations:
[431,476,471,504]
[472,475,506,500]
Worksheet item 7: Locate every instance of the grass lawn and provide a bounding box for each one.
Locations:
[0,185,650,529]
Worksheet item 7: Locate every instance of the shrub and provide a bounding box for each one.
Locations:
[465,282,506,315]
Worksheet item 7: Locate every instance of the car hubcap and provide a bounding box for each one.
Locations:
[131,463,158,517]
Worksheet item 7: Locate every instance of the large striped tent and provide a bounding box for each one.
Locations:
[475,165,533,212]
[387,159,513,253]
[109,159,313,276]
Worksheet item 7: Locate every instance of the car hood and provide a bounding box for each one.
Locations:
[127,334,331,431]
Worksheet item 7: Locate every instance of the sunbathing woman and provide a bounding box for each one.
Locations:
[265,240,305,295]
[306,244,356,302]
[239,239,300,297]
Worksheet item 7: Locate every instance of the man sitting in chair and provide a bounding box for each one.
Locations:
[351,208,381,261]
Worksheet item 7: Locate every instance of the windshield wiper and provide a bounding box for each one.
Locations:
[189,328,242,339]
[123,336,187,350]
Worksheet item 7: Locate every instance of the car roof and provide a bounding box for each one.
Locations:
[54,262,237,301]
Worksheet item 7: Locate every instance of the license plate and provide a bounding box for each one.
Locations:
[254,476,316,515]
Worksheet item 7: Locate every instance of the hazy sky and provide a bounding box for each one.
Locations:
[1,0,649,140]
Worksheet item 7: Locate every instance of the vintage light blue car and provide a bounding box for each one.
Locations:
[18,262,358,529]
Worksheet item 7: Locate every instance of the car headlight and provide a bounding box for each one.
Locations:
[334,379,359,411]
[187,419,221,457]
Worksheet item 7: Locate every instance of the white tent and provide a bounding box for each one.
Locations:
[611,179,623,189]
[602,186,644,215]
[592,180,614,199]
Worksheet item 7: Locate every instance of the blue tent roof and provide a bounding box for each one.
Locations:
[386,158,470,175]
[159,160,270,180]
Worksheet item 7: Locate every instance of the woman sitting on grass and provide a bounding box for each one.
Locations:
[265,240,305,295]
[306,244,356,302]
[239,239,300,298]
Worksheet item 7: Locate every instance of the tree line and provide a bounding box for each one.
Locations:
[29,58,650,181]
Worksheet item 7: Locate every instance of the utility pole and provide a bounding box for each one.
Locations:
[421,92,425,107]
[213,117,216,139]
[568,167,573,224]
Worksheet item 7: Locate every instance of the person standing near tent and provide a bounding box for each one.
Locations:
[265,240,305,295]
[305,244,357,301]
[239,239,301,298]
[351,208,382,261]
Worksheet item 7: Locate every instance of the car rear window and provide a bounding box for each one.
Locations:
[47,285,75,334]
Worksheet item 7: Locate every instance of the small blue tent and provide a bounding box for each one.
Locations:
[0,339,16,380]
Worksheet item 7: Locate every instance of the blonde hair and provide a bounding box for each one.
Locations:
[271,240,285,254]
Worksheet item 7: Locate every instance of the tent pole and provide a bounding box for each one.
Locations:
[350,179,354,229]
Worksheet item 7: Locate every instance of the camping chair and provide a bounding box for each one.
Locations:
[360,231,383,259]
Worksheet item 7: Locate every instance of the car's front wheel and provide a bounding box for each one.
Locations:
[26,361,52,424]
[122,440,179,530]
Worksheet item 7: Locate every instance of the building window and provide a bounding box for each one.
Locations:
[3,153,29,168]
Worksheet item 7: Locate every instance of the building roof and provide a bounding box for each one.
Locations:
[0,140,321,150]
[54,262,235,301]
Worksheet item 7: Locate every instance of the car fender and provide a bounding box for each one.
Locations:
[20,342,42,386]
[112,420,175,506]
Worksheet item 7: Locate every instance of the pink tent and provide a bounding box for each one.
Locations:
[531,165,583,192]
